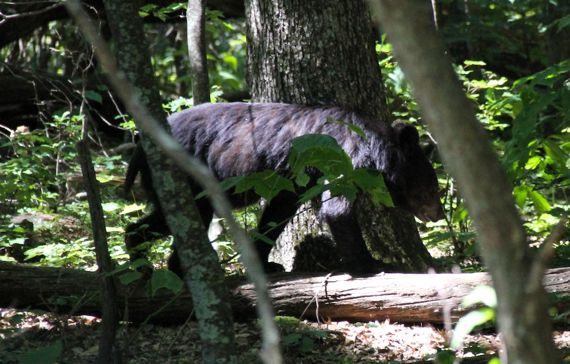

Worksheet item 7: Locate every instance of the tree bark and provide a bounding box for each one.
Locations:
[245,0,432,272]
[2,262,570,325]
[367,1,560,363]
[93,1,237,362]
[186,0,210,104]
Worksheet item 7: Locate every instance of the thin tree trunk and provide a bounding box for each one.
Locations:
[187,0,210,104]
[88,1,237,362]
[76,140,121,364]
[367,2,560,363]
[245,0,432,272]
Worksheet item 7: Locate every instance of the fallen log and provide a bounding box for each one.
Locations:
[1,262,569,325]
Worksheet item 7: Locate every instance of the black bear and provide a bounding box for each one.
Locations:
[125,102,443,274]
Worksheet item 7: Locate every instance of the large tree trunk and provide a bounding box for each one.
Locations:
[97,1,236,362]
[245,0,432,272]
[2,262,570,325]
[368,1,561,363]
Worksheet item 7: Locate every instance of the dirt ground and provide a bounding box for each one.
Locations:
[2,309,570,363]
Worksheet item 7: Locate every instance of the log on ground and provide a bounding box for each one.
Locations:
[1,262,569,324]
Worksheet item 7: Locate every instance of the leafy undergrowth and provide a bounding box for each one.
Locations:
[2,309,570,363]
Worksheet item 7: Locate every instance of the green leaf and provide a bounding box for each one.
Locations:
[435,349,456,364]
[529,190,552,213]
[451,308,495,349]
[351,169,394,207]
[195,176,244,200]
[299,336,314,353]
[524,156,541,170]
[462,285,497,309]
[283,333,302,346]
[151,269,183,295]
[102,202,120,212]
[18,341,62,364]
[329,183,358,202]
[139,4,158,17]
[464,60,486,66]
[234,170,295,203]
[298,184,327,204]
[513,185,529,208]
[289,134,353,180]
[222,54,238,71]
[557,14,570,31]
[119,271,143,285]
[544,139,570,177]
[84,90,103,103]
[250,231,275,247]
[120,203,146,215]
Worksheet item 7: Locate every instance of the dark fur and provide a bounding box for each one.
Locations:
[125,102,443,274]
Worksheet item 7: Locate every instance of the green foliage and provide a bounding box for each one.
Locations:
[275,318,329,354]
[379,31,569,265]
[17,340,62,364]
[224,171,295,203]
[434,286,498,362]
[0,112,81,212]
[151,269,184,295]
[289,134,394,207]
[206,10,247,93]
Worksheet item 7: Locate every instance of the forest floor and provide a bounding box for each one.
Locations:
[2,308,570,363]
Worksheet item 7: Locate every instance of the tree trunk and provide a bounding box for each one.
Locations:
[245,0,432,272]
[186,0,210,104]
[76,140,120,364]
[2,262,570,325]
[368,1,560,363]
[97,1,236,362]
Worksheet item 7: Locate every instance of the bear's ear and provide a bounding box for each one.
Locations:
[394,123,420,147]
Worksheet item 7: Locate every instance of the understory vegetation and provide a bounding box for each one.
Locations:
[0,1,568,362]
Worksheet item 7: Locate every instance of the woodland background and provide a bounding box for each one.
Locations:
[0,0,569,363]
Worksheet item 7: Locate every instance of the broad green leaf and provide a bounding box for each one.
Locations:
[84,90,102,103]
[289,134,353,179]
[351,169,394,207]
[513,185,528,208]
[223,54,238,71]
[234,170,295,203]
[151,269,183,296]
[529,190,552,213]
[119,271,143,285]
[298,184,327,204]
[524,156,541,170]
